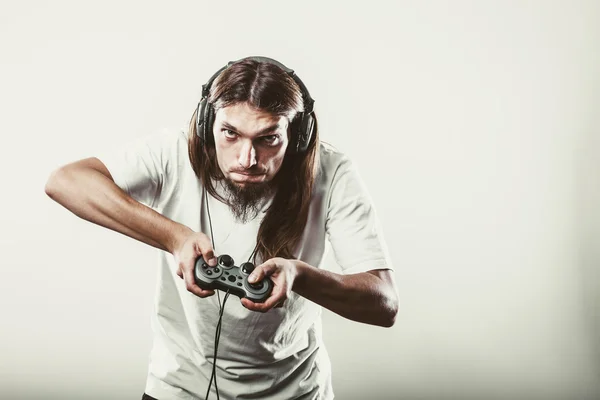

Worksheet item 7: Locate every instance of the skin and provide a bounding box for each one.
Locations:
[44,101,399,327]
[212,102,290,187]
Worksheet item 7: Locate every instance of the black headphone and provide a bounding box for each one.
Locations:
[195,56,316,153]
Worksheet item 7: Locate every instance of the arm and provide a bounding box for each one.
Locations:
[44,157,218,297]
[242,259,399,327]
[292,262,398,327]
[44,157,191,253]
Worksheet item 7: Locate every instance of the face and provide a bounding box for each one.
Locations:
[212,102,290,188]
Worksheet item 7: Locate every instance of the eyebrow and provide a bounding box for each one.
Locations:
[221,121,281,136]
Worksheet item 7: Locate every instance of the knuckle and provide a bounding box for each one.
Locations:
[197,234,213,249]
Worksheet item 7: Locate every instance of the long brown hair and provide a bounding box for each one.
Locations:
[188,59,320,261]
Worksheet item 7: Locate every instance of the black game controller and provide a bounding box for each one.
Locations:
[194,254,273,303]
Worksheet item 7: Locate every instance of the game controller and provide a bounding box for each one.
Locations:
[194,254,273,303]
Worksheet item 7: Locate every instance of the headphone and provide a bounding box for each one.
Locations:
[195,56,316,153]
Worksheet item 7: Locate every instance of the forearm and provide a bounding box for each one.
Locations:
[45,162,191,253]
[292,261,398,327]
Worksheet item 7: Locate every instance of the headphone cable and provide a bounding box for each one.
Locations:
[205,289,230,400]
[202,185,259,399]
[248,241,260,264]
[203,186,223,400]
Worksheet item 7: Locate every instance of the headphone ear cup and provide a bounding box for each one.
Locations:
[295,112,315,153]
[196,99,215,146]
[204,103,215,145]
[196,98,207,142]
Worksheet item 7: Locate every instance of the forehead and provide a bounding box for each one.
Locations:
[215,102,287,131]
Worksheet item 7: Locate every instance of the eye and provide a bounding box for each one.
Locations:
[261,135,280,145]
[223,129,237,139]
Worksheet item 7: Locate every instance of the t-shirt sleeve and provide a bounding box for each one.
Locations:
[325,157,394,275]
[96,130,181,208]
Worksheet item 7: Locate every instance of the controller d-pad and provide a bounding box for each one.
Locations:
[228,275,236,282]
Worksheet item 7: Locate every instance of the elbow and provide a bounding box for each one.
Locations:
[379,292,399,328]
[45,166,73,202]
[44,168,62,199]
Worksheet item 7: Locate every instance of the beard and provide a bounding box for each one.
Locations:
[222,178,275,223]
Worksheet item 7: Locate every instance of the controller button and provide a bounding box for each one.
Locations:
[214,268,220,273]
[237,276,242,280]
[206,270,212,275]
[241,262,255,274]
[237,283,242,286]
[201,264,207,269]
[219,255,234,267]
[221,277,226,281]
[228,275,236,282]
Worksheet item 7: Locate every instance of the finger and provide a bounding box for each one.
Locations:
[241,289,286,312]
[182,260,214,297]
[241,298,271,313]
[248,259,277,284]
[193,235,217,266]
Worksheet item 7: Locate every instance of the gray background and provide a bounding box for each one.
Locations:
[1,1,599,399]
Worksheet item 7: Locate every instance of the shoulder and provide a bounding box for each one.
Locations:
[315,141,374,207]
[143,126,189,151]
[139,127,189,166]
[316,141,357,188]
[318,141,352,176]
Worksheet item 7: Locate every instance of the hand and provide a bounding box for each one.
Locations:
[241,257,299,312]
[172,231,218,298]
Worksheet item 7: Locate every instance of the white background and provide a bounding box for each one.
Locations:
[1,1,599,399]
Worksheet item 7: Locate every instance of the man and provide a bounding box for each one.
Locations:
[45,57,398,400]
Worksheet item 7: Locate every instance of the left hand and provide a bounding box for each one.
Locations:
[241,257,299,312]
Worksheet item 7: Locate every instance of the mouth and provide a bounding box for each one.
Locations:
[230,171,266,182]
[233,172,263,176]
[230,169,266,176]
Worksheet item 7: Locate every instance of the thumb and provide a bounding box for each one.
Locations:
[249,259,277,283]
[192,237,217,267]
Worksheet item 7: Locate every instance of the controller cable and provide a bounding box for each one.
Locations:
[202,188,260,400]
[204,187,227,400]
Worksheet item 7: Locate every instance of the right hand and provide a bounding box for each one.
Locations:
[172,231,218,297]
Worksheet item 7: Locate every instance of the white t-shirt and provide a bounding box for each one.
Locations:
[98,128,393,400]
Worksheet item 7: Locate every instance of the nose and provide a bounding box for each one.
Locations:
[238,140,257,169]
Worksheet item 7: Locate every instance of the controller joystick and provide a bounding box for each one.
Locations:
[194,254,273,303]
[240,262,254,274]
[219,254,234,268]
